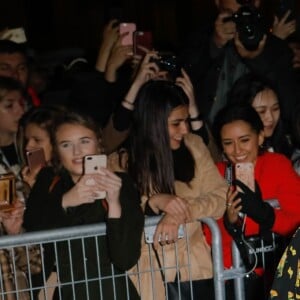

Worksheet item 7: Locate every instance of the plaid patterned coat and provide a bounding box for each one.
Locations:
[0,224,41,300]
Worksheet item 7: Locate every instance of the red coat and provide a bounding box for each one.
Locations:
[205,152,300,268]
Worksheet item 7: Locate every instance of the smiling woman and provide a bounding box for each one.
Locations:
[23,110,144,300]
[210,103,300,300]
[228,72,294,158]
[127,79,227,300]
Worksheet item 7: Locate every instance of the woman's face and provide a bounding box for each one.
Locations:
[168,105,189,150]
[252,88,280,138]
[55,123,100,181]
[221,120,264,165]
[24,123,52,163]
[0,90,24,135]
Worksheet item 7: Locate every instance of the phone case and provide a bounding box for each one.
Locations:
[0,173,15,211]
[133,31,153,56]
[235,162,255,192]
[84,155,107,199]
[119,22,136,46]
[26,148,46,172]
[84,155,107,174]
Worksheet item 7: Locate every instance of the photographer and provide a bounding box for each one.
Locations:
[179,0,299,137]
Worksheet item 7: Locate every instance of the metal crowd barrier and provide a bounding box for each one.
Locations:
[0,210,279,300]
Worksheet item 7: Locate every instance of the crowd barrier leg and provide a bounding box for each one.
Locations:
[201,217,226,300]
[202,217,250,300]
[232,242,246,300]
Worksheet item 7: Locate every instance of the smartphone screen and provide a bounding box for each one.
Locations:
[235,162,255,192]
[26,148,46,172]
[0,174,15,211]
[133,31,153,56]
[84,155,107,199]
[119,22,136,46]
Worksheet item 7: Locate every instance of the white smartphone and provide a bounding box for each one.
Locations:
[119,22,136,46]
[1,27,27,43]
[26,148,46,172]
[235,162,255,192]
[84,155,107,199]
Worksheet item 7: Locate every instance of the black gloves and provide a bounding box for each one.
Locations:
[234,179,275,231]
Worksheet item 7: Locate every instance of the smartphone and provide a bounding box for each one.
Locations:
[119,22,136,46]
[84,154,107,199]
[1,27,27,43]
[235,162,255,192]
[26,148,46,172]
[133,31,153,56]
[0,173,16,211]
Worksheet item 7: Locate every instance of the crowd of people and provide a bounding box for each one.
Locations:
[0,0,299,299]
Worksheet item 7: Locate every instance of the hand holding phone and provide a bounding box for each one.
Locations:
[84,155,107,199]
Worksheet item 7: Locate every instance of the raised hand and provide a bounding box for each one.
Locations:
[95,19,120,72]
[21,164,43,188]
[62,174,104,208]
[1,200,25,235]
[272,11,296,40]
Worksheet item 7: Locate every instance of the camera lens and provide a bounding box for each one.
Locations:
[232,5,264,50]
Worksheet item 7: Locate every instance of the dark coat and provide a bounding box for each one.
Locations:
[24,167,144,300]
[179,26,299,128]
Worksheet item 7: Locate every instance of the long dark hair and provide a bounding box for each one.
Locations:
[213,103,264,151]
[228,73,293,157]
[128,80,194,196]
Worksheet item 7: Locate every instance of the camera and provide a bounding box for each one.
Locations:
[150,54,181,80]
[226,2,265,50]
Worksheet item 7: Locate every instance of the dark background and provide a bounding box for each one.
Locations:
[1,0,299,61]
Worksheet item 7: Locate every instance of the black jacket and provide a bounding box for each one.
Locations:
[24,167,144,300]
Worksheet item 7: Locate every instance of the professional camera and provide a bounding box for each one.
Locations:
[230,1,265,50]
[150,54,181,80]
